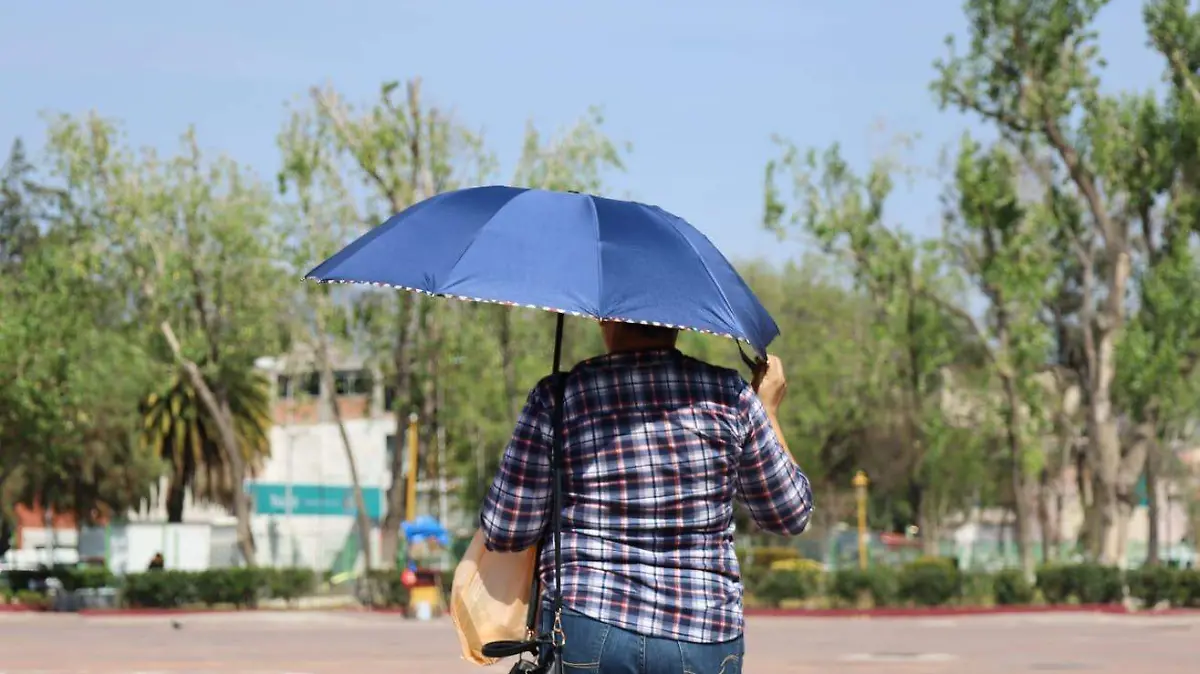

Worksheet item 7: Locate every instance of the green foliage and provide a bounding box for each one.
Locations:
[1125,565,1180,608]
[755,569,822,607]
[1176,569,1200,608]
[828,567,899,608]
[898,557,962,607]
[744,546,801,567]
[192,568,263,608]
[366,569,412,608]
[60,567,117,591]
[1036,563,1123,605]
[959,570,995,606]
[992,569,1035,605]
[122,571,197,609]
[765,139,994,534]
[140,367,273,522]
[119,568,317,608]
[1034,564,1071,604]
[14,590,47,608]
[264,568,317,603]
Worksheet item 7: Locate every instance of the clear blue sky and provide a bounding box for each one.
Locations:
[0,0,1160,264]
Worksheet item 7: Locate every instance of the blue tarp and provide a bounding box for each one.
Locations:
[401,516,451,547]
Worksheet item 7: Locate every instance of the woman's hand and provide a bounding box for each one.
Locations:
[751,354,787,414]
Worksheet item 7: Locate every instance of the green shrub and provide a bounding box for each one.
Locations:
[4,569,46,592]
[122,571,196,608]
[1175,569,1200,608]
[960,571,995,606]
[1070,563,1123,604]
[1036,565,1070,604]
[1037,563,1123,605]
[60,567,116,591]
[367,570,410,608]
[830,567,898,608]
[740,565,768,597]
[193,568,262,608]
[1126,565,1179,609]
[266,568,316,603]
[14,590,47,608]
[898,557,961,607]
[745,546,800,567]
[755,569,821,607]
[992,569,1034,605]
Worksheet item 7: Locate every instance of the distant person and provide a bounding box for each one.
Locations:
[481,321,813,673]
[147,552,165,571]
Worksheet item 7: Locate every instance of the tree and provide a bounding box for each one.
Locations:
[0,226,161,524]
[933,0,1143,563]
[0,139,56,272]
[310,80,627,565]
[140,366,272,523]
[1126,0,1200,564]
[310,77,491,567]
[941,137,1057,577]
[277,100,377,575]
[764,141,988,553]
[43,115,290,564]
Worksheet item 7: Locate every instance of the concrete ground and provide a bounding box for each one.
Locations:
[0,610,1197,673]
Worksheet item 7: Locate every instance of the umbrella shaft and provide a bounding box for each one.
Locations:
[552,314,565,374]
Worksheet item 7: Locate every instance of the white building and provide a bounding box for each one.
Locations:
[76,348,463,574]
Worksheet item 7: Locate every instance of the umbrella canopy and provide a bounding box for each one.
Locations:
[306,185,778,356]
[310,188,775,661]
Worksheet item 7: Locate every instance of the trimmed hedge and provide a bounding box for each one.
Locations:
[898,557,961,607]
[121,567,318,608]
[743,560,1200,610]
[2,567,318,609]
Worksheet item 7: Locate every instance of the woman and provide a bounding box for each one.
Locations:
[480,321,813,673]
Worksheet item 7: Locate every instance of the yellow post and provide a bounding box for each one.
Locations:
[852,470,870,570]
[406,412,419,522]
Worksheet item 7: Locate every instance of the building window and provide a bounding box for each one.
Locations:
[276,375,292,399]
[334,369,372,396]
[300,372,321,397]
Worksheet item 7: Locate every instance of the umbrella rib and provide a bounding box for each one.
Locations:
[586,194,604,319]
[640,205,743,342]
[434,187,529,293]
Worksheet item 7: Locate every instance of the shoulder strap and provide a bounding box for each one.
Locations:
[546,372,568,636]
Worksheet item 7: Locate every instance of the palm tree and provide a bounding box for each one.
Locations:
[140,364,272,523]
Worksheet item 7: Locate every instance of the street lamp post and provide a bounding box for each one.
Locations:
[852,471,870,570]
[405,412,420,523]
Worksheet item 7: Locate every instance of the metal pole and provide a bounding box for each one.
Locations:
[852,471,870,570]
[406,412,419,523]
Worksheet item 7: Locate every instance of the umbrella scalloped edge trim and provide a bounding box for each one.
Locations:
[308,278,751,346]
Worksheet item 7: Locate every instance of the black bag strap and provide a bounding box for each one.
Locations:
[482,371,569,667]
[546,372,568,643]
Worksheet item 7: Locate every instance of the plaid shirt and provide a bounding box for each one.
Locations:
[480,349,813,644]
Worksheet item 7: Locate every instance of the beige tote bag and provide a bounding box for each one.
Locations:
[450,528,538,665]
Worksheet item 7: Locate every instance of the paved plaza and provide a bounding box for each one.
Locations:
[1,610,1197,673]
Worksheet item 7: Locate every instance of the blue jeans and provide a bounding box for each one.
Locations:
[541,606,745,674]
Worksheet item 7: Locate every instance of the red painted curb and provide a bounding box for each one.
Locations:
[745,604,1200,618]
[0,604,44,613]
[77,607,351,616]
[64,604,1200,619]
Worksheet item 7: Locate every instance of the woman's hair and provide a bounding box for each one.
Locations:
[616,322,679,343]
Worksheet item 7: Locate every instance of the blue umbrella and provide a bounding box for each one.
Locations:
[306,185,778,370]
